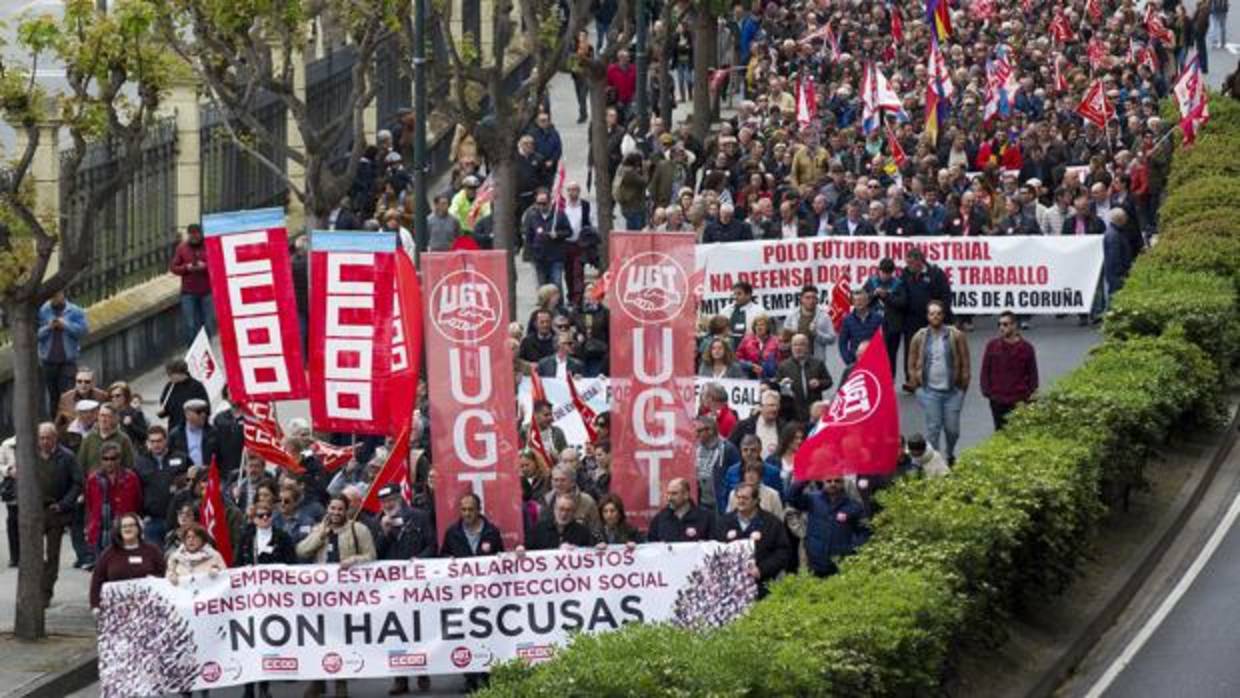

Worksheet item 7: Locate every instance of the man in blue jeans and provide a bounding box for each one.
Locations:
[907,300,971,465]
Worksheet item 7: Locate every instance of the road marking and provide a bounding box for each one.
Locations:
[1085,485,1240,698]
[1225,43,1240,56]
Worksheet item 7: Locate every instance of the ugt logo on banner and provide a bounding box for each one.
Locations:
[423,252,523,550]
[308,231,397,434]
[609,232,698,529]
[202,208,308,401]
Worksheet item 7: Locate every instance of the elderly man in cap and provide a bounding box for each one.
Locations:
[375,482,436,695]
[169,398,220,469]
[64,398,100,449]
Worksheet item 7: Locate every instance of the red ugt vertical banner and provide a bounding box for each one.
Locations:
[609,231,698,529]
[308,231,397,434]
[423,251,523,550]
[202,208,308,401]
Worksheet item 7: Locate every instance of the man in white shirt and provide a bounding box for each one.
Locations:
[537,332,584,378]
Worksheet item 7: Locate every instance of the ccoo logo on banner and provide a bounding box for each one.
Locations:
[422,252,524,551]
[608,232,699,529]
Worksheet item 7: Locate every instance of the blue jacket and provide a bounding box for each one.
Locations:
[705,439,742,512]
[839,308,885,365]
[529,126,562,167]
[722,459,785,506]
[790,481,864,575]
[37,301,88,362]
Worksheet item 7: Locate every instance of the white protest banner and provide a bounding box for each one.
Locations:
[517,377,764,447]
[695,235,1103,317]
[97,542,756,695]
[186,328,226,407]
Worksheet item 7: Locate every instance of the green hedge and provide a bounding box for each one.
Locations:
[480,99,1239,697]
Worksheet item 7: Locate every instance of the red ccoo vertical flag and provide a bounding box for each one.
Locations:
[200,458,234,566]
[389,248,424,433]
[359,424,412,514]
[793,329,901,480]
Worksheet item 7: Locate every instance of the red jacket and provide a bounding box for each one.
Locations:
[607,63,637,104]
[980,336,1039,406]
[85,469,144,547]
[170,241,211,295]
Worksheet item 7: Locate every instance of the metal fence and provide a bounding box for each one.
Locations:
[200,92,289,214]
[307,45,359,171]
[60,118,178,308]
[375,37,411,134]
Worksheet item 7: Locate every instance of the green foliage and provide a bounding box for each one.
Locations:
[1105,263,1240,369]
[481,91,1240,698]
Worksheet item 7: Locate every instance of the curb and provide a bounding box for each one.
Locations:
[1028,400,1240,698]
[13,649,97,698]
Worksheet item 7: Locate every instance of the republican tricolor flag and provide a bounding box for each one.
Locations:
[925,37,952,145]
[926,0,951,41]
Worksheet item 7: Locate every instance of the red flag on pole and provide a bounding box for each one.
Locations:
[1076,79,1114,128]
[526,365,554,466]
[1144,5,1175,44]
[1054,55,1069,94]
[1085,0,1102,24]
[1087,37,1107,70]
[827,276,852,332]
[200,458,234,566]
[389,248,424,433]
[793,330,901,480]
[1049,12,1075,44]
[359,424,412,514]
[884,122,907,169]
[566,372,598,445]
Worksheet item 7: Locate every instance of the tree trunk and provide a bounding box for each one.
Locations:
[691,7,716,145]
[658,0,675,127]
[490,154,520,314]
[9,300,47,640]
[588,71,615,267]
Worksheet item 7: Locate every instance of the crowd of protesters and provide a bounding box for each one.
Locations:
[5,0,1227,694]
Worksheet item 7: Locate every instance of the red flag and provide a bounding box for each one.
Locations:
[793,330,901,480]
[200,458,234,566]
[308,231,397,434]
[709,67,731,96]
[389,249,424,433]
[310,440,356,473]
[358,424,412,514]
[240,401,300,472]
[1087,37,1107,70]
[526,365,554,466]
[202,208,308,402]
[1054,55,1069,94]
[884,122,907,169]
[552,161,568,212]
[1076,79,1113,128]
[827,276,851,332]
[451,234,480,251]
[566,372,598,445]
[467,176,494,228]
[890,6,904,44]
[1049,12,1075,44]
[1145,5,1174,44]
[796,76,817,129]
[971,0,996,21]
[1085,0,1101,24]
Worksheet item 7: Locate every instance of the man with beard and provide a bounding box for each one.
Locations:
[168,222,214,346]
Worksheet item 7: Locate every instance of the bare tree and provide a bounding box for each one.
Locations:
[0,0,171,640]
[158,0,401,230]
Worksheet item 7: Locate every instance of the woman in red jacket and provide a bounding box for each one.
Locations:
[85,442,144,563]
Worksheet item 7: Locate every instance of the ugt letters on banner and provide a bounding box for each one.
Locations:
[608,231,698,528]
[423,251,524,550]
[202,208,308,401]
[308,231,396,434]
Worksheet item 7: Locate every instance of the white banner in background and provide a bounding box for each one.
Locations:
[97,543,756,695]
[186,328,226,408]
[695,235,1104,317]
[518,377,764,447]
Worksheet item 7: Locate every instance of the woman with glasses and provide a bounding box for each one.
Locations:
[235,502,294,698]
[106,381,148,453]
[89,512,164,612]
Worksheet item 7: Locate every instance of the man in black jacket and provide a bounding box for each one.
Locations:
[716,483,792,597]
[775,334,832,423]
[528,493,596,549]
[702,204,752,243]
[375,485,437,560]
[441,493,505,557]
[133,424,188,545]
[156,358,209,433]
[646,478,716,543]
[210,393,246,478]
[35,422,82,606]
[168,399,220,468]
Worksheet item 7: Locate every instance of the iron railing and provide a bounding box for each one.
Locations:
[200,92,289,214]
[60,118,178,308]
[375,37,412,134]
[307,45,359,172]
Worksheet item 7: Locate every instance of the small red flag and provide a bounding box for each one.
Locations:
[359,424,412,514]
[200,458,234,566]
[793,330,901,480]
[885,122,907,169]
[526,365,554,466]
[566,372,598,445]
[1085,0,1102,24]
[1054,55,1069,94]
[1049,12,1075,44]
[1076,79,1114,129]
[827,276,852,333]
[390,248,424,432]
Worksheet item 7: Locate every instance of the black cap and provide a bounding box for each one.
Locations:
[377,484,402,499]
